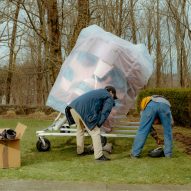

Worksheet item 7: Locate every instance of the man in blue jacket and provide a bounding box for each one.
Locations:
[68,86,118,161]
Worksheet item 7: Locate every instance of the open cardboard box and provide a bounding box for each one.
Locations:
[0,123,27,168]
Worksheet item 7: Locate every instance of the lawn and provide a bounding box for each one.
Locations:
[0,117,191,184]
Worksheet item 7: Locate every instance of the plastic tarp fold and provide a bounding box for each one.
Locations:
[46,25,153,115]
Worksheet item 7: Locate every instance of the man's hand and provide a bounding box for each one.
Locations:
[102,119,113,133]
[157,138,164,146]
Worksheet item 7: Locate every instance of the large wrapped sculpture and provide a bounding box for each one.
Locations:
[46,25,153,115]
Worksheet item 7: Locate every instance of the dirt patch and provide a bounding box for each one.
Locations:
[0,108,57,120]
[173,132,191,155]
[154,127,191,155]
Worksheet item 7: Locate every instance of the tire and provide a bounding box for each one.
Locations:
[36,138,51,152]
[101,135,107,147]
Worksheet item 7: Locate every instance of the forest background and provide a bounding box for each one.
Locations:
[0,0,190,107]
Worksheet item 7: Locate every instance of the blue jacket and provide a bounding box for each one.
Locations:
[69,89,115,130]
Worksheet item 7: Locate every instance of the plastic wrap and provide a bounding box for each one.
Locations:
[46,25,153,115]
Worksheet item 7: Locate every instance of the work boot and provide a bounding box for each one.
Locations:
[96,155,110,161]
[77,148,94,156]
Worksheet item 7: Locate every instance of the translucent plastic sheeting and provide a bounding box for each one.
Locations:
[46,25,153,115]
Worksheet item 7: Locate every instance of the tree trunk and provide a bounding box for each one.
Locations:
[168,0,189,87]
[129,0,137,43]
[46,0,62,86]
[36,38,43,105]
[155,0,163,87]
[180,1,189,87]
[68,0,90,53]
[36,0,47,105]
[167,14,173,87]
[147,9,153,54]
[6,0,21,104]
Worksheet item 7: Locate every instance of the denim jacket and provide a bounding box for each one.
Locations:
[69,89,115,130]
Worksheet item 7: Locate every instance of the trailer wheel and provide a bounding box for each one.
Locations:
[101,136,107,147]
[36,138,51,152]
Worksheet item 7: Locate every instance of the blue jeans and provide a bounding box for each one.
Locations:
[131,101,173,157]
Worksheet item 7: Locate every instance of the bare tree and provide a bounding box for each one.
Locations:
[146,6,154,54]
[155,0,163,87]
[115,0,124,36]
[129,0,137,43]
[46,0,62,86]
[1,0,191,107]
[167,0,189,87]
[166,11,173,87]
[36,0,48,105]
[6,0,22,104]
[68,0,90,53]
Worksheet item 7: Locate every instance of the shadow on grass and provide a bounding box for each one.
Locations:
[21,137,80,166]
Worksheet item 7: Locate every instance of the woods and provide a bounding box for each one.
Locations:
[0,0,190,105]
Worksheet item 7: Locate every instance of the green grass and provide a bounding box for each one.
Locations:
[0,117,191,184]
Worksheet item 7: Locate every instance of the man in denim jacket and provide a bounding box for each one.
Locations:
[68,86,117,161]
[131,95,173,158]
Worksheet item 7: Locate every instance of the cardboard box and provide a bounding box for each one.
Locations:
[0,123,27,168]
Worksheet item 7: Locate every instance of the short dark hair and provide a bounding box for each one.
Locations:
[105,86,118,99]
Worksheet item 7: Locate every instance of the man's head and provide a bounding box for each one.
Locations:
[105,86,118,100]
